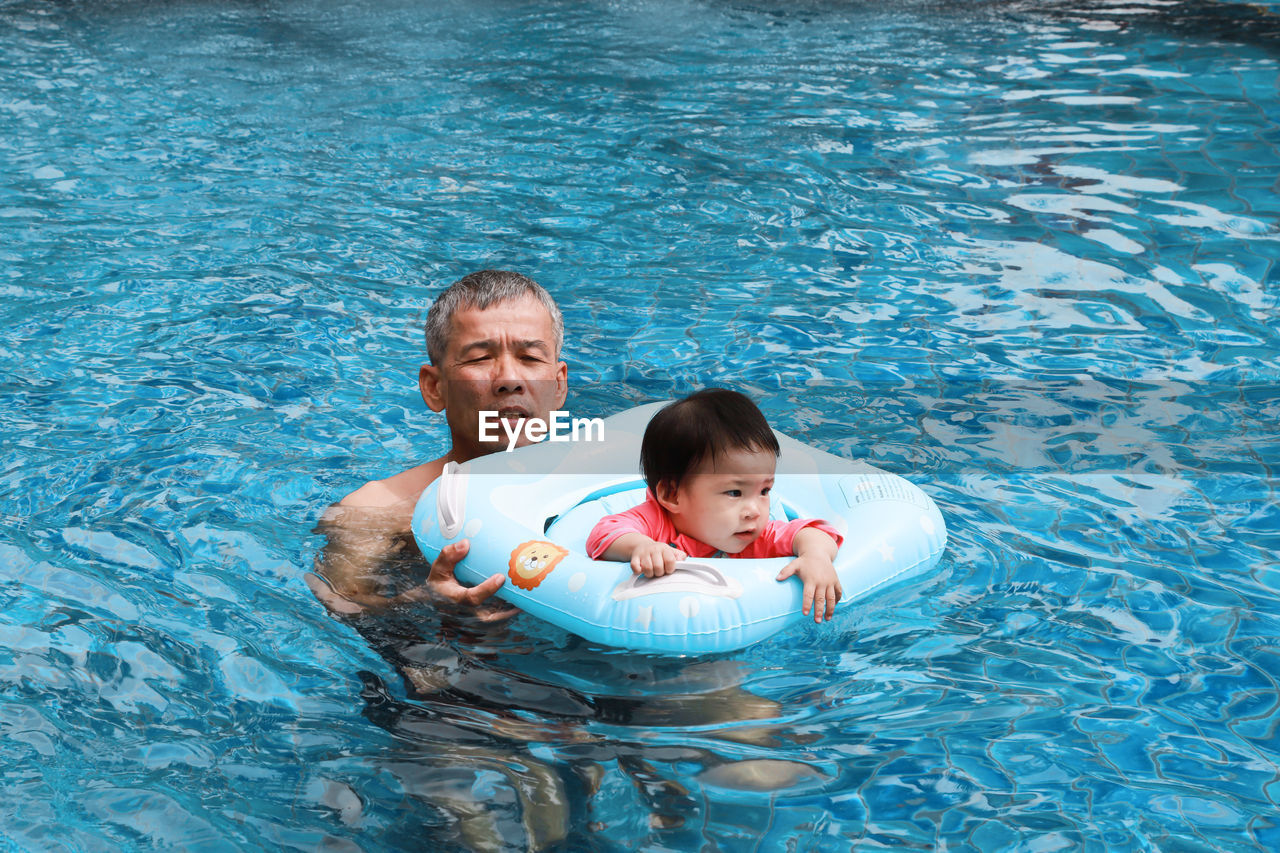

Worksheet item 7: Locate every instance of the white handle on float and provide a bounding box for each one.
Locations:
[436,461,468,539]
[611,561,744,600]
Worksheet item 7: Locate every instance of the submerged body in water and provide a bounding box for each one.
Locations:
[315,500,822,849]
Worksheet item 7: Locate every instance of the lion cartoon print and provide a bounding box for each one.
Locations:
[507,540,570,591]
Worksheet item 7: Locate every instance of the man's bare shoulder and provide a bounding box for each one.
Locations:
[339,458,448,510]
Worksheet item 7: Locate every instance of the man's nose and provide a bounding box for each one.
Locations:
[491,352,526,393]
[494,375,525,394]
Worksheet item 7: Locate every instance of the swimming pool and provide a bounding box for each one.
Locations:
[1,0,1277,848]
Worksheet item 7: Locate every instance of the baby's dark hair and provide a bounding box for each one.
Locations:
[640,389,780,493]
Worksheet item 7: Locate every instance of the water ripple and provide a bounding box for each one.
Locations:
[1,0,1278,848]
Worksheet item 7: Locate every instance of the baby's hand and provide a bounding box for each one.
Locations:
[631,542,686,578]
[776,554,843,623]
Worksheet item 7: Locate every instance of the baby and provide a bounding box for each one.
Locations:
[586,389,844,623]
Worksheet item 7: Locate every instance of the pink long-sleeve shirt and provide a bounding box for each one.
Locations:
[586,492,843,560]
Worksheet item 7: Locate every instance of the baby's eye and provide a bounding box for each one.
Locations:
[761,487,772,496]
[725,489,742,497]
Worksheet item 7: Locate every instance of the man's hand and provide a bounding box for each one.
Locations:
[425,539,518,621]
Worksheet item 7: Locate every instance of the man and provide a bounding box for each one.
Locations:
[307,269,568,616]
[309,270,789,845]
[303,271,586,849]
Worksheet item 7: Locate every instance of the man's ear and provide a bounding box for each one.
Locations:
[653,479,681,513]
[554,360,568,408]
[419,364,445,412]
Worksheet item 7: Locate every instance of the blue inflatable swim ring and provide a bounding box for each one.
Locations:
[412,402,946,655]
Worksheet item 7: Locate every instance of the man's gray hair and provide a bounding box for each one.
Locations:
[423,270,564,365]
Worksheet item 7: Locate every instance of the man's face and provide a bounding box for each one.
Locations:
[419,294,568,462]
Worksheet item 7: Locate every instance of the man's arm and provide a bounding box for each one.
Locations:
[307,458,513,618]
[306,500,427,613]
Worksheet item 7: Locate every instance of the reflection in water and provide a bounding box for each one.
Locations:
[312,509,825,850]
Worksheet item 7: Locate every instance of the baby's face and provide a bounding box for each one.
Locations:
[664,447,776,554]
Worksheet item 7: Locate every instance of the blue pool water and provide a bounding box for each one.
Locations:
[2,0,1278,849]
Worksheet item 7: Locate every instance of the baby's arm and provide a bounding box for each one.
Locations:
[588,502,687,577]
[775,527,842,623]
[600,533,686,578]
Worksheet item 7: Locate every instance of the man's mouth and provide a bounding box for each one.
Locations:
[497,406,529,421]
